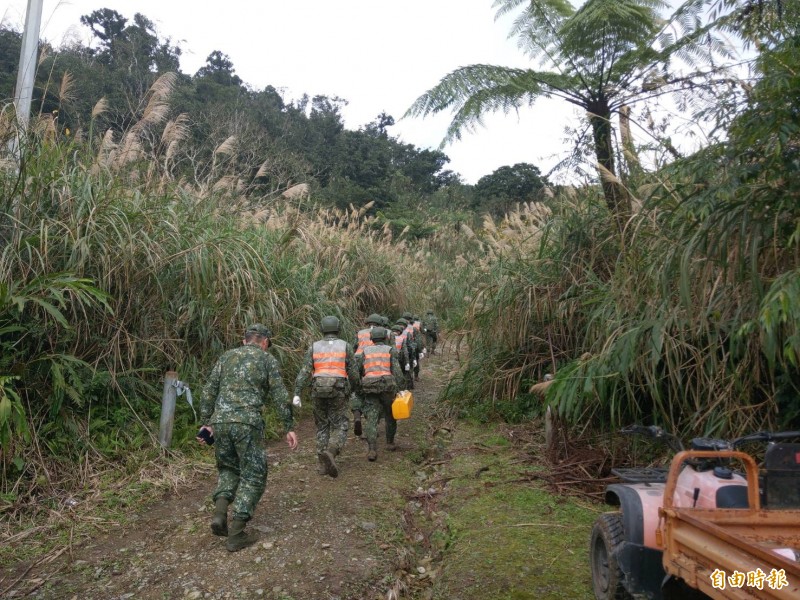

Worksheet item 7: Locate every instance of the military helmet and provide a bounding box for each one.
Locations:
[426,309,434,314]
[391,323,403,332]
[413,314,419,320]
[321,315,340,333]
[381,316,390,327]
[246,323,272,338]
[365,313,383,325]
[402,311,413,320]
[396,318,408,326]
[370,327,388,342]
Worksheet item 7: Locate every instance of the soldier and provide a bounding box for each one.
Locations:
[381,315,397,347]
[356,327,405,460]
[351,313,383,437]
[293,316,360,478]
[354,313,383,355]
[412,314,424,357]
[401,312,420,381]
[198,323,298,552]
[394,319,414,391]
[422,309,439,355]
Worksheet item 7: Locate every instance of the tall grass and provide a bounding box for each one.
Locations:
[0,76,472,510]
[442,25,800,437]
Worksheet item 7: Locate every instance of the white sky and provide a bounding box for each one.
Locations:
[2,0,718,184]
[1,0,585,184]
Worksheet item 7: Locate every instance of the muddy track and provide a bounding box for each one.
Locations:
[2,350,455,600]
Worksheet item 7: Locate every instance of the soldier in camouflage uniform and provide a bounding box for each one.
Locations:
[422,309,439,355]
[401,313,420,381]
[381,316,397,347]
[393,320,414,391]
[293,316,360,478]
[351,313,383,437]
[355,327,405,460]
[198,323,298,552]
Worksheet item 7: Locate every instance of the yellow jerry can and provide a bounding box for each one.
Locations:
[392,390,414,420]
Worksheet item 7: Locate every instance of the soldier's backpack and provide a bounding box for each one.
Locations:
[312,376,346,398]
[361,375,395,394]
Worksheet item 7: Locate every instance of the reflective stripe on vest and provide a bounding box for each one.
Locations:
[404,325,415,340]
[362,344,392,379]
[312,339,347,378]
[395,332,407,350]
[355,328,374,355]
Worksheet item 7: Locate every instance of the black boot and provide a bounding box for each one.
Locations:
[367,442,377,461]
[320,449,339,478]
[226,518,258,552]
[210,497,229,537]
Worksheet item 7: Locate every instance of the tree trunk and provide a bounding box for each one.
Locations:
[587,101,630,232]
[619,105,643,182]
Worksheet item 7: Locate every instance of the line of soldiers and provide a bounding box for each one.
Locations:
[197,311,439,551]
[293,310,438,476]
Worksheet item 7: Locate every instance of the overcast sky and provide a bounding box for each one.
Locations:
[3,0,709,184]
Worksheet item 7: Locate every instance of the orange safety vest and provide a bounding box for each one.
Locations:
[395,332,407,350]
[413,320,422,332]
[312,339,347,378]
[362,344,392,379]
[355,328,374,356]
[404,324,415,341]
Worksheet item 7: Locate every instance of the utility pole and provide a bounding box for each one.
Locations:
[11,0,45,155]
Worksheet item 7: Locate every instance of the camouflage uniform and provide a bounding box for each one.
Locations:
[200,343,293,522]
[401,316,420,381]
[422,311,439,355]
[393,323,414,391]
[355,337,405,457]
[294,334,360,457]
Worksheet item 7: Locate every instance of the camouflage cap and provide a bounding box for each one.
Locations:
[245,323,272,338]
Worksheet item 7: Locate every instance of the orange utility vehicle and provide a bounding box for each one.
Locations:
[591,427,800,600]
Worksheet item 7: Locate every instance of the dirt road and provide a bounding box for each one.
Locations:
[3,346,597,600]
[3,351,452,600]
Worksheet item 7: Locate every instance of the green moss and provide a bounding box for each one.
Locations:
[431,425,597,600]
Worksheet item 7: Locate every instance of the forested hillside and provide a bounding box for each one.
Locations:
[1,3,799,593]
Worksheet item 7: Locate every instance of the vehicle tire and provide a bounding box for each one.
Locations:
[590,512,630,600]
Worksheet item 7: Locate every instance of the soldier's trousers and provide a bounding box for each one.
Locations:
[362,390,397,449]
[425,331,437,354]
[212,422,267,521]
[404,369,414,390]
[312,392,350,455]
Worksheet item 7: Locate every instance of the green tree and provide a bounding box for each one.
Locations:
[195,50,242,86]
[406,0,730,231]
[474,162,549,215]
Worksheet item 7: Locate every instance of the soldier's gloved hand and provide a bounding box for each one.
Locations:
[292,395,302,407]
[413,359,418,368]
[405,364,410,372]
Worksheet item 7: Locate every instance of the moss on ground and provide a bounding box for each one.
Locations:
[430,425,598,600]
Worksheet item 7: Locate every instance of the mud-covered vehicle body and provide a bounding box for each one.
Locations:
[590,426,800,599]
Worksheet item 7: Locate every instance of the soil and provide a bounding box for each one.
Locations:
[1,346,599,600]
[2,351,455,600]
